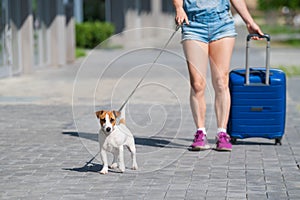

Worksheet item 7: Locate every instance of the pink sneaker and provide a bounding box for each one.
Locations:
[216,132,232,151]
[189,130,210,151]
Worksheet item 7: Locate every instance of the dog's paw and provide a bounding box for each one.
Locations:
[109,163,118,169]
[132,165,138,170]
[100,168,108,174]
[119,165,125,173]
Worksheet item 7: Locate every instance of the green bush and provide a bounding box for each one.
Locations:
[76,21,115,49]
[258,0,300,10]
[75,48,86,58]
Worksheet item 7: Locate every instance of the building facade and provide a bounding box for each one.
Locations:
[73,0,174,33]
[0,0,75,78]
[0,0,174,78]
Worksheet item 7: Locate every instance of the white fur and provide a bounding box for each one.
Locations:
[98,112,138,174]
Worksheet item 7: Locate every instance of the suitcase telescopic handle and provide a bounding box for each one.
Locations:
[246,34,271,85]
[247,34,271,42]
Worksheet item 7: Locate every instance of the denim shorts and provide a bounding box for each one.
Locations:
[181,10,237,43]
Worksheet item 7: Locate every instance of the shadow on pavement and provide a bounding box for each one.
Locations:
[63,163,125,174]
[63,163,102,173]
[62,131,187,149]
[62,131,97,141]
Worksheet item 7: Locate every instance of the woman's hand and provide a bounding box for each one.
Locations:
[175,7,189,26]
[247,21,264,40]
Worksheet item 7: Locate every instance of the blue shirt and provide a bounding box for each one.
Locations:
[184,0,230,13]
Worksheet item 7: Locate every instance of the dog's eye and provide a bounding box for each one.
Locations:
[100,119,106,123]
[110,118,115,123]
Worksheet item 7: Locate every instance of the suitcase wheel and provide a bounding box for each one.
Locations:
[275,138,282,145]
[231,138,237,144]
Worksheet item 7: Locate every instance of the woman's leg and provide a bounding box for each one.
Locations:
[183,40,209,129]
[183,40,211,150]
[209,37,235,130]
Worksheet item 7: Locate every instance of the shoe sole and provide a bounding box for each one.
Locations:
[215,147,232,152]
[188,145,211,151]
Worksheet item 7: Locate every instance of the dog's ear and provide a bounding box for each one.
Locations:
[95,110,104,118]
[113,110,121,118]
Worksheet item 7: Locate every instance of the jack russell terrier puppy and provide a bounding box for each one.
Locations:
[95,108,138,174]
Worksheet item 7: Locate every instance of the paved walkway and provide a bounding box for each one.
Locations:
[1,27,300,200]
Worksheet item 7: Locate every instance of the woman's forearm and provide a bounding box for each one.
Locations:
[230,0,254,25]
[172,0,184,11]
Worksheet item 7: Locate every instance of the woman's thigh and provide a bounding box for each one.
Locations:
[209,37,235,87]
[182,40,209,87]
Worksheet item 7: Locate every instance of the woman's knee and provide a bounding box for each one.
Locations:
[213,75,229,93]
[191,80,206,95]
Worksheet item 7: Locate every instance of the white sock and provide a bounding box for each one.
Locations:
[217,128,227,134]
[197,127,207,135]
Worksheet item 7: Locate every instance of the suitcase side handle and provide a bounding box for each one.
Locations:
[246,34,271,85]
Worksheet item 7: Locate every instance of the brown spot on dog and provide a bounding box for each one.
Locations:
[95,110,118,127]
[119,118,126,124]
[113,111,121,118]
[95,110,104,119]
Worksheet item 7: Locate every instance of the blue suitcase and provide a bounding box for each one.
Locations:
[228,34,286,145]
